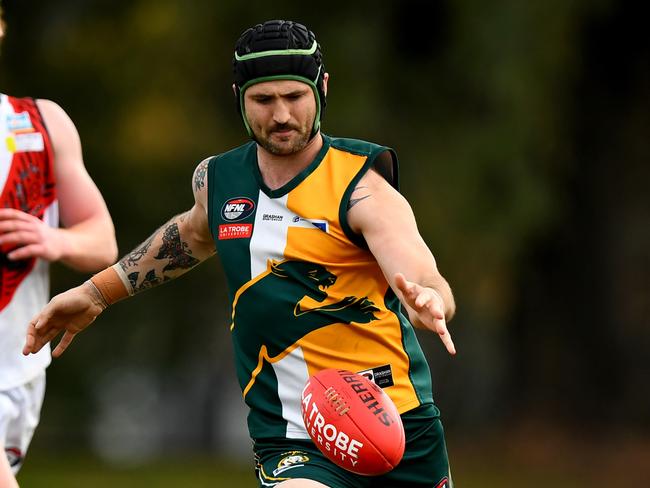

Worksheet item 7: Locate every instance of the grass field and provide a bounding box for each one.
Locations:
[13,453,633,488]
[16,432,650,487]
[18,455,253,487]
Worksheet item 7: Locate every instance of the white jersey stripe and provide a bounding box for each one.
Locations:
[249,191,316,278]
[249,192,290,278]
[272,346,311,439]
[249,191,313,438]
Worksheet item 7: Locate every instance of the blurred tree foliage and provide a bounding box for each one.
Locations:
[1,0,647,456]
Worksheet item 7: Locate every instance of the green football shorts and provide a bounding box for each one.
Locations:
[253,403,452,488]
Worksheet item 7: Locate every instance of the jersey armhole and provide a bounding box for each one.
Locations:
[206,155,220,242]
[339,147,399,249]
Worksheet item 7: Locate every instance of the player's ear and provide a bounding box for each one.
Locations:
[322,73,329,96]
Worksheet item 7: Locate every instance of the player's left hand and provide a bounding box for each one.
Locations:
[394,272,456,355]
[23,281,106,358]
[0,208,68,261]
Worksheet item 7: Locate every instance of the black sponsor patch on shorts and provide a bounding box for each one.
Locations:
[357,364,394,388]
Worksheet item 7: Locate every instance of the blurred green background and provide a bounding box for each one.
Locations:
[1,0,648,486]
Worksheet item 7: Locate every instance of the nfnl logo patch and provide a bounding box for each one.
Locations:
[221,197,255,221]
[219,223,253,240]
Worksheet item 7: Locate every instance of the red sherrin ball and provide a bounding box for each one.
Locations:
[301,368,405,476]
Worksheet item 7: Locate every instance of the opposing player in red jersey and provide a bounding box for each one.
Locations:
[0,10,117,487]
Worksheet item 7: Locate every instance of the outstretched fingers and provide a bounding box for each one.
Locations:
[394,272,456,356]
[434,319,456,356]
[24,317,43,355]
[394,272,415,300]
[395,273,444,318]
[22,326,36,355]
[23,310,56,355]
[37,327,62,354]
[52,331,76,358]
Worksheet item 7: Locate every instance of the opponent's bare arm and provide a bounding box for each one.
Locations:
[0,99,117,271]
[23,158,215,358]
[347,166,456,355]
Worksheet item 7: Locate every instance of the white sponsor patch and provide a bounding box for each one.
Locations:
[291,215,329,232]
[6,112,33,131]
[6,132,44,152]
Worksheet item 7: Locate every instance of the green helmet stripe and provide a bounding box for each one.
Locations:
[234,40,318,61]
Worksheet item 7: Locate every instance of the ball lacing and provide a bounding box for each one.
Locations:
[324,386,350,416]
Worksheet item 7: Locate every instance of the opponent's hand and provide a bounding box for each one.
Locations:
[394,272,456,355]
[23,282,106,358]
[0,208,68,261]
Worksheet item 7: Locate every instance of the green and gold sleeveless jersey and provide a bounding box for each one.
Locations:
[207,134,434,440]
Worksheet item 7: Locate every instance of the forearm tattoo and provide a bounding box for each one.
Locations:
[194,160,209,192]
[155,223,200,272]
[126,269,165,292]
[118,213,201,294]
[120,234,155,269]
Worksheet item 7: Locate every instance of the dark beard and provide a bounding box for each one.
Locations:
[257,122,313,155]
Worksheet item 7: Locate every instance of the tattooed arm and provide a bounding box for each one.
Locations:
[23,158,216,357]
[117,158,214,295]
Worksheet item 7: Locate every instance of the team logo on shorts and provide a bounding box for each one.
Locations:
[221,197,255,221]
[273,451,310,476]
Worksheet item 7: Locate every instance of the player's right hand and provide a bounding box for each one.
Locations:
[0,208,69,262]
[394,272,456,356]
[23,281,106,358]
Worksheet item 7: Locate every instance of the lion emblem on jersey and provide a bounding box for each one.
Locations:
[231,260,380,396]
[267,260,378,319]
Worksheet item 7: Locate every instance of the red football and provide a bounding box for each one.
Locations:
[301,368,405,476]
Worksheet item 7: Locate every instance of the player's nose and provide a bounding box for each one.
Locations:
[272,101,291,124]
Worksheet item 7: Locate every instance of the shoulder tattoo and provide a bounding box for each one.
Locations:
[194,160,209,192]
[348,185,371,210]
